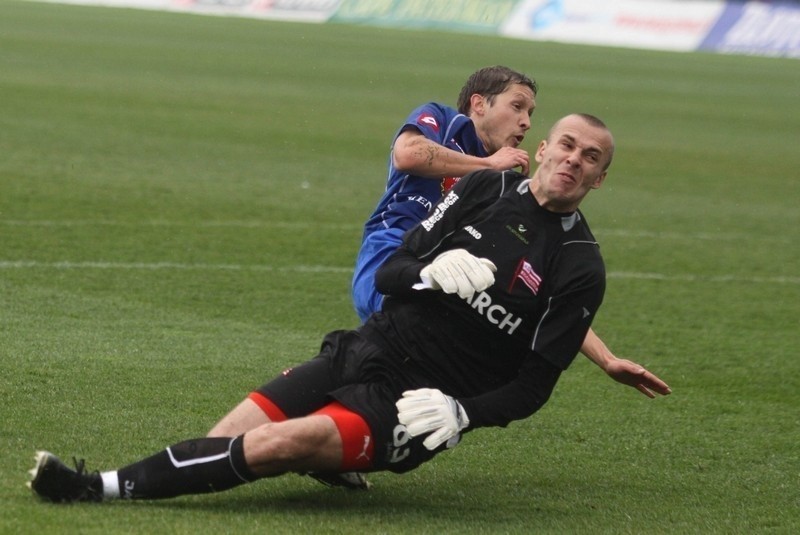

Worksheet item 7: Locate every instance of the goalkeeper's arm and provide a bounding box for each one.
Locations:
[376,247,496,300]
[457,354,562,429]
[396,356,562,450]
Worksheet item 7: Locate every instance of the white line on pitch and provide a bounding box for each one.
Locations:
[606,271,800,285]
[0,260,352,274]
[0,219,363,231]
[0,260,797,285]
[1,219,795,244]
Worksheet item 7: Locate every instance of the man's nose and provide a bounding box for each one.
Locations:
[566,150,581,167]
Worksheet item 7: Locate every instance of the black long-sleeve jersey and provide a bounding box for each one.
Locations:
[366,169,606,430]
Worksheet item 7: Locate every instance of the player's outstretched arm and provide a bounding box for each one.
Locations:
[581,328,672,398]
[392,131,529,178]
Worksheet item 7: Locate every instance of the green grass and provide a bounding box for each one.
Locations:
[2,1,799,533]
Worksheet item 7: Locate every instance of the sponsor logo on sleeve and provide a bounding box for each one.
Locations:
[417,113,440,131]
[421,190,459,231]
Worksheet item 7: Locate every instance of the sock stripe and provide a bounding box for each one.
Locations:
[166,446,228,468]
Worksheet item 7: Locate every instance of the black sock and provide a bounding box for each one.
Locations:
[114,435,256,500]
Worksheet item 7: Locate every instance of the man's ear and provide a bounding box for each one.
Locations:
[534,140,547,164]
[469,93,486,116]
[591,171,608,189]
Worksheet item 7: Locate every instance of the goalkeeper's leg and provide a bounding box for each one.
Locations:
[31,414,348,502]
[208,394,373,490]
[206,359,374,490]
[112,414,343,500]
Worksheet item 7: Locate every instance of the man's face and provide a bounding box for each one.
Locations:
[530,115,613,213]
[471,83,536,154]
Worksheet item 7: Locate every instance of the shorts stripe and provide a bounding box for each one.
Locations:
[314,402,374,471]
[248,392,288,422]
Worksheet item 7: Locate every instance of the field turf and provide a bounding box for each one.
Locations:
[1,1,799,533]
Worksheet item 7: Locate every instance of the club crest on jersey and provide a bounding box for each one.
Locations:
[512,258,542,295]
[417,113,440,132]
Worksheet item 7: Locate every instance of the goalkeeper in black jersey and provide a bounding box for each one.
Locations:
[28,114,671,503]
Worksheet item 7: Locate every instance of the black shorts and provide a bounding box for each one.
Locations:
[255,329,447,473]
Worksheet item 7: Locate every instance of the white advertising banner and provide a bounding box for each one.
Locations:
[33,0,342,22]
[27,0,800,58]
[502,0,726,51]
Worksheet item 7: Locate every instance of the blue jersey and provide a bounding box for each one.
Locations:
[352,103,488,321]
[363,102,488,236]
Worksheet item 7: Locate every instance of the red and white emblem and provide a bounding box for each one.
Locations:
[513,258,542,295]
[417,113,440,132]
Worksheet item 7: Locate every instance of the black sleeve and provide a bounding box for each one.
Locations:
[457,353,562,429]
[374,245,425,298]
[533,245,605,369]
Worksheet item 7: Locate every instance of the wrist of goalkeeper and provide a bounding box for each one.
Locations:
[396,388,470,451]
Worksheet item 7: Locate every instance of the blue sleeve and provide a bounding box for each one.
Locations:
[396,102,454,145]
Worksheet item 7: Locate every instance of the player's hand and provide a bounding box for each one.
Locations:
[396,388,470,450]
[419,249,496,299]
[604,358,672,398]
[485,147,530,176]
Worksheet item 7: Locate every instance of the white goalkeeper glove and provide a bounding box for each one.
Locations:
[396,388,470,450]
[415,249,496,300]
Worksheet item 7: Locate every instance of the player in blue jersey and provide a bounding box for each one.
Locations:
[28,114,671,504]
[353,65,536,322]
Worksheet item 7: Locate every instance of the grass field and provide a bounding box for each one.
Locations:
[1,1,799,533]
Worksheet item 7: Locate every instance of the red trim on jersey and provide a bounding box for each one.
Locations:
[247,392,287,422]
[313,402,374,471]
